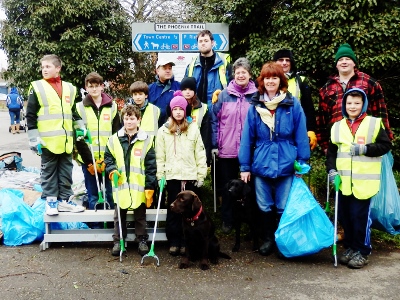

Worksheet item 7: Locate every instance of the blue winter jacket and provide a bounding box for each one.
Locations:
[239,92,310,178]
[148,76,180,127]
[6,87,23,111]
[211,80,258,158]
[184,52,230,110]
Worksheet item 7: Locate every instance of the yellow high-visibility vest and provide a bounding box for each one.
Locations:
[331,116,382,199]
[31,79,76,154]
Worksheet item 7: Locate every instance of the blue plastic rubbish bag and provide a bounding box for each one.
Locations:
[0,189,45,246]
[275,176,334,257]
[370,152,400,235]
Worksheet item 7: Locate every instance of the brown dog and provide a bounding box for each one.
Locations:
[170,190,231,270]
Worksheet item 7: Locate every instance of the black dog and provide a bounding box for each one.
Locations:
[227,179,260,252]
[170,190,231,270]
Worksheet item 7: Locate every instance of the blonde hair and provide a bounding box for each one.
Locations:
[40,54,62,68]
[169,117,189,134]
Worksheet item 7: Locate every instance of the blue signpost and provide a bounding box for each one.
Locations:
[132,23,229,52]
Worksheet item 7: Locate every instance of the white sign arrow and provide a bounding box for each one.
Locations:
[133,34,142,51]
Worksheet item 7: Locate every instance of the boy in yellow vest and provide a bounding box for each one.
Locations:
[326,88,391,269]
[128,81,160,138]
[104,104,157,256]
[26,54,85,216]
[75,72,121,224]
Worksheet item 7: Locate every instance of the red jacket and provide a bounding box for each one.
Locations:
[316,70,393,151]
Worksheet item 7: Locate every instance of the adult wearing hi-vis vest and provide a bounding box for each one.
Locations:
[326,88,391,269]
[26,54,86,216]
[274,49,317,150]
[184,29,232,111]
[75,72,121,218]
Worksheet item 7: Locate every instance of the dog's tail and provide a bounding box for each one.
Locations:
[218,251,231,259]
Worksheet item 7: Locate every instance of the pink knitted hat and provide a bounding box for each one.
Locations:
[170,91,189,116]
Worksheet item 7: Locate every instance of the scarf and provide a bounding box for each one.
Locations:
[255,92,286,140]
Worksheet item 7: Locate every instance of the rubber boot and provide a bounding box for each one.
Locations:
[275,214,285,259]
[259,211,276,256]
[16,124,20,134]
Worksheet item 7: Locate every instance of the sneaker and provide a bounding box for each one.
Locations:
[138,241,149,256]
[180,247,186,256]
[347,251,369,269]
[339,248,355,265]
[169,246,180,256]
[46,198,59,216]
[221,222,232,234]
[112,242,121,256]
[58,200,85,213]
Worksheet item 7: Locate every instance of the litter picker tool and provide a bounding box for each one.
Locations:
[325,174,331,213]
[99,169,110,228]
[333,174,341,267]
[141,176,166,266]
[113,171,126,262]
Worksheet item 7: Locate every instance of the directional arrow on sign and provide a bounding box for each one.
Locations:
[213,34,228,51]
[133,34,142,51]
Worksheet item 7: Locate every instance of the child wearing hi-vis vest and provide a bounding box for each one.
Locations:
[326,88,391,269]
[104,104,157,257]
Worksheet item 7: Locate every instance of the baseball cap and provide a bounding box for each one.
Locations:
[156,58,175,69]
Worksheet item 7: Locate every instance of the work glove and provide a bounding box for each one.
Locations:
[328,169,338,184]
[28,129,46,155]
[87,163,97,176]
[75,128,88,141]
[294,160,311,175]
[211,148,219,157]
[109,170,123,186]
[307,131,317,150]
[96,159,106,174]
[194,180,204,188]
[350,143,367,156]
[212,89,221,104]
[145,190,154,208]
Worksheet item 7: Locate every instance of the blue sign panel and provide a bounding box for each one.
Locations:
[212,34,228,51]
[133,33,180,52]
[181,34,198,51]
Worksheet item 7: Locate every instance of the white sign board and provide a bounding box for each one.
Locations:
[157,52,198,82]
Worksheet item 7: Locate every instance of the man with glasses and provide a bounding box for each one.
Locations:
[274,49,317,150]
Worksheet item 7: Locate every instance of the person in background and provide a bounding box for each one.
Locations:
[179,77,211,162]
[274,49,317,150]
[155,92,207,256]
[26,54,85,215]
[75,72,120,223]
[148,58,180,128]
[211,57,258,234]
[317,43,393,153]
[104,104,157,257]
[239,62,310,257]
[185,29,231,110]
[326,88,391,269]
[6,87,24,134]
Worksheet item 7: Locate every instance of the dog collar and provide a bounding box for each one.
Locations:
[186,205,203,226]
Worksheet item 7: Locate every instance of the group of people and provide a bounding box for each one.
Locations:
[25,29,393,269]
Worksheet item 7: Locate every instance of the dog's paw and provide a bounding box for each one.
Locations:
[179,262,189,269]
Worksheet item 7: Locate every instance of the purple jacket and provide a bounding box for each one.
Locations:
[211,80,258,158]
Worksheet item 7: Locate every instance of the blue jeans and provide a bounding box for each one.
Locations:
[254,175,293,214]
[9,109,21,125]
[82,165,114,210]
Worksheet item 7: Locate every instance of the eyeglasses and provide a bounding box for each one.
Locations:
[277,58,291,62]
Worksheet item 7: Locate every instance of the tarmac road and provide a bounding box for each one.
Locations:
[1,110,400,299]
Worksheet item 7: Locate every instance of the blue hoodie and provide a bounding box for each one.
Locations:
[6,87,23,110]
[342,87,368,120]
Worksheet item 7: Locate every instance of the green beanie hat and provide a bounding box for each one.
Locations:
[335,43,357,65]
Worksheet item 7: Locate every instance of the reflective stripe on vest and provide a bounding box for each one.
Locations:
[287,76,304,100]
[331,116,382,199]
[32,80,76,154]
[187,52,230,88]
[140,103,160,136]
[107,133,152,209]
[191,104,207,128]
[76,101,117,160]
